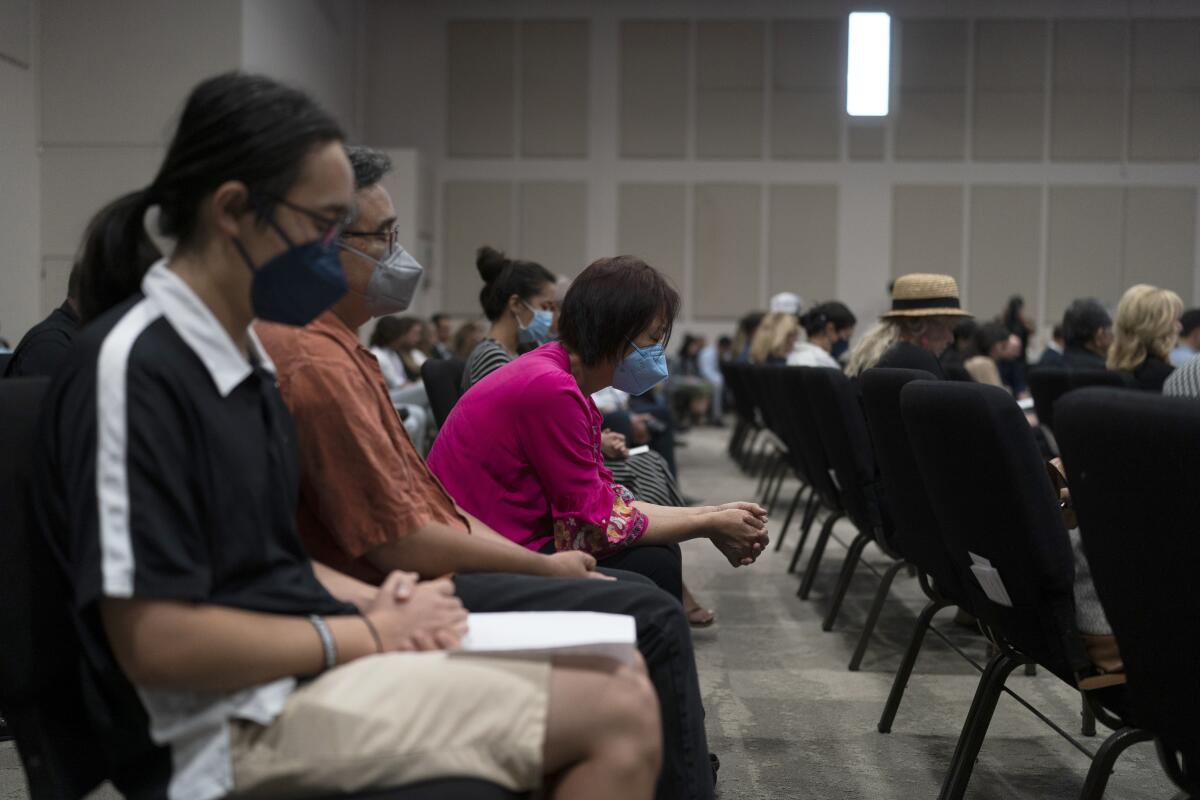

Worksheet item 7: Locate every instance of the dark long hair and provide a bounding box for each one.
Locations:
[78,72,344,322]
[475,246,556,322]
[558,256,680,367]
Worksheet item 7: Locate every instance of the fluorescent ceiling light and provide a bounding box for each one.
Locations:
[846,12,891,117]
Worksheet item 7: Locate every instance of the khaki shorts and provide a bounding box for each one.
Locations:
[229,652,551,798]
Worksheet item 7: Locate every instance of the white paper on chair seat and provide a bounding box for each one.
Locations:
[968,552,1014,608]
[457,612,638,664]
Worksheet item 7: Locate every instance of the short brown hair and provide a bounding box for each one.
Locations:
[557,256,680,366]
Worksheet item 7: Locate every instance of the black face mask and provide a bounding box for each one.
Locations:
[233,215,348,327]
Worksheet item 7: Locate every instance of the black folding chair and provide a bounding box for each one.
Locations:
[1029,367,1129,437]
[902,380,1148,800]
[420,358,465,428]
[801,367,908,638]
[753,365,816,552]
[1058,388,1200,798]
[0,378,525,799]
[767,367,847,589]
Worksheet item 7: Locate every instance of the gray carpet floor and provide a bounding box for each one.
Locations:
[0,425,1178,799]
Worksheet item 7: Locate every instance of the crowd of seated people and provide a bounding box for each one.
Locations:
[5,69,1200,800]
[3,72,799,800]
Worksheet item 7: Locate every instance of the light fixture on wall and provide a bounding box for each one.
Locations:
[846,12,891,117]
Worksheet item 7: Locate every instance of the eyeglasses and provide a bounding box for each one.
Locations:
[341,223,401,253]
[261,194,353,247]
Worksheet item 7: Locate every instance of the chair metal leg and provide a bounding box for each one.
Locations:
[878,597,950,733]
[766,462,790,512]
[798,512,843,599]
[754,449,774,494]
[937,651,1025,800]
[822,532,872,631]
[738,429,760,470]
[774,485,806,552]
[794,494,820,551]
[849,560,908,671]
[1081,695,1097,737]
[1077,726,1154,800]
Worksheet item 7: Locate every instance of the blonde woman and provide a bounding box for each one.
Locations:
[1108,283,1183,391]
[845,273,972,377]
[749,312,800,364]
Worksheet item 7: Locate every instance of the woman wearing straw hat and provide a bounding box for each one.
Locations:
[846,273,972,377]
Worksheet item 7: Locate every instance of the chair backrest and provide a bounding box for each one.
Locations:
[421,358,465,428]
[1030,367,1130,432]
[720,361,753,428]
[801,367,899,554]
[0,352,12,376]
[745,364,784,440]
[1029,367,1071,432]
[901,380,1087,679]
[1057,388,1200,778]
[859,368,968,606]
[0,377,106,797]
[774,366,842,513]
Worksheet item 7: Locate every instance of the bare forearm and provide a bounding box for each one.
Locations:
[365,521,553,579]
[101,599,374,693]
[460,507,520,546]
[634,505,710,546]
[312,561,377,610]
[633,501,715,518]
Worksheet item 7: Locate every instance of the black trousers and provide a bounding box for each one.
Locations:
[453,570,713,800]
[539,540,684,602]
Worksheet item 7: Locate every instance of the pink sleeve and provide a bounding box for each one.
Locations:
[554,484,649,558]
[520,384,618,534]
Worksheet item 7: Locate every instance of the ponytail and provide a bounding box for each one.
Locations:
[77,189,163,323]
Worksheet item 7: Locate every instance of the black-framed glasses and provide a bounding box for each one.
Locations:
[341,223,401,253]
[260,194,353,247]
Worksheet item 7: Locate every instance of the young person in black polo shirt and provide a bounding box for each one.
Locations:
[32,72,659,800]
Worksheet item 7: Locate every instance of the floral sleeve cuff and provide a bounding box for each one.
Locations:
[553,483,649,558]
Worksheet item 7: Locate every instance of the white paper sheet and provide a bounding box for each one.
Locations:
[456,611,638,665]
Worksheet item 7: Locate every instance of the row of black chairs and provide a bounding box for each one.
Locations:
[721,360,1198,799]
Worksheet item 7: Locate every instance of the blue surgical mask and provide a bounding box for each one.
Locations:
[831,338,850,360]
[517,303,554,346]
[339,242,425,316]
[612,338,669,396]
[235,217,347,326]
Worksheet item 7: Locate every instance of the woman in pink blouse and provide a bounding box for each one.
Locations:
[428,256,768,598]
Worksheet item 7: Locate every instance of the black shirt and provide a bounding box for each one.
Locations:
[1061,345,1107,371]
[1129,355,1173,392]
[3,300,79,378]
[31,262,355,800]
[876,341,946,379]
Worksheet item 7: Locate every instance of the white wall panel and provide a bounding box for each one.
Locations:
[518,182,587,275]
[973,21,1046,161]
[521,21,588,158]
[1051,20,1127,162]
[618,183,686,288]
[895,20,966,160]
[891,185,964,282]
[695,21,764,159]
[693,184,761,317]
[1122,187,1196,296]
[447,20,514,157]
[441,181,512,315]
[968,185,1042,318]
[40,0,241,145]
[1047,186,1124,316]
[768,184,837,302]
[620,21,689,158]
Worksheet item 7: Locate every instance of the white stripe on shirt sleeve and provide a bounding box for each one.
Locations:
[96,298,163,597]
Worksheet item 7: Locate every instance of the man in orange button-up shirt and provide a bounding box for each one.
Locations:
[257,146,715,800]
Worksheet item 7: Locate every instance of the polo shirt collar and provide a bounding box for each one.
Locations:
[141,260,276,397]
